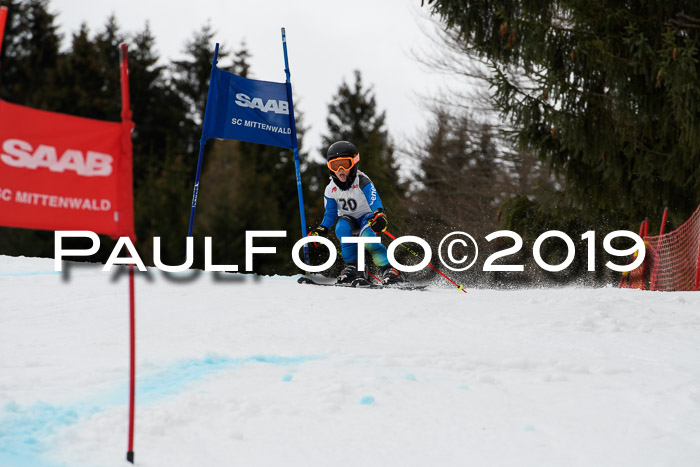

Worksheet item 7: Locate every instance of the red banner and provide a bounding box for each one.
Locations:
[0,99,134,239]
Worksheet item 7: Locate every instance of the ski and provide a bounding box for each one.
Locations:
[297,276,377,288]
[380,282,429,291]
[297,276,428,291]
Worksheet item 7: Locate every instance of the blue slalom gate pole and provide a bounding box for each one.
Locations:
[281,28,310,265]
[187,43,220,237]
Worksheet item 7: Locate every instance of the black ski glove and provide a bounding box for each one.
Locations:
[307,225,329,247]
[368,210,388,234]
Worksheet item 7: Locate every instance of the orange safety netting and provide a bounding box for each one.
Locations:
[621,205,700,291]
[646,204,700,291]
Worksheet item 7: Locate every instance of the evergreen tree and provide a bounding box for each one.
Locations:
[171,23,239,154]
[134,150,192,266]
[413,106,504,238]
[51,18,122,120]
[0,0,61,108]
[128,22,191,189]
[230,40,251,78]
[171,22,219,121]
[424,0,700,228]
[194,132,311,274]
[126,23,193,266]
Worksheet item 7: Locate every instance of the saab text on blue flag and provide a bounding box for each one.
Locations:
[202,67,293,149]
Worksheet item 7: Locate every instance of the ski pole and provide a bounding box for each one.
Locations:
[367,271,382,284]
[383,230,467,293]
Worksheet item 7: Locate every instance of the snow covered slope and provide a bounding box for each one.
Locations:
[1,255,699,467]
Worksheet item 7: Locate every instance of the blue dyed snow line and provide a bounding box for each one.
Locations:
[0,451,67,467]
[133,354,325,405]
[0,353,325,466]
[0,400,92,467]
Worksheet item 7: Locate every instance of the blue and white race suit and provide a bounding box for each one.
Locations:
[320,170,389,267]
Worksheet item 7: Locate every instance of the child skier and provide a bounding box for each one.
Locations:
[308,141,403,285]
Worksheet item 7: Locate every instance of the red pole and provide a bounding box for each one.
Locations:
[120,44,132,122]
[650,208,669,291]
[0,6,8,58]
[658,208,668,237]
[383,230,467,293]
[127,265,136,463]
[639,218,650,289]
[120,43,136,464]
[118,42,136,242]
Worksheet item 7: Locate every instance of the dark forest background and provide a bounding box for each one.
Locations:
[1,0,699,286]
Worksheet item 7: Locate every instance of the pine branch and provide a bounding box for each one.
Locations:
[667,12,700,30]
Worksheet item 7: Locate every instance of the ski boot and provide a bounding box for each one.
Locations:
[380,264,404,285]
[336,262,362,285]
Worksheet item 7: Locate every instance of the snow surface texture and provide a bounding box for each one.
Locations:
[1,255,699,467]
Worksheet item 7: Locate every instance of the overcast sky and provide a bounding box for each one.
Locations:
[48,0,457,161]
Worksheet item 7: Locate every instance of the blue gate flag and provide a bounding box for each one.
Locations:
[202,67,294,149]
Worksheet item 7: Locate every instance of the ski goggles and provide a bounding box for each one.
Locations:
[327,154,360,173]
